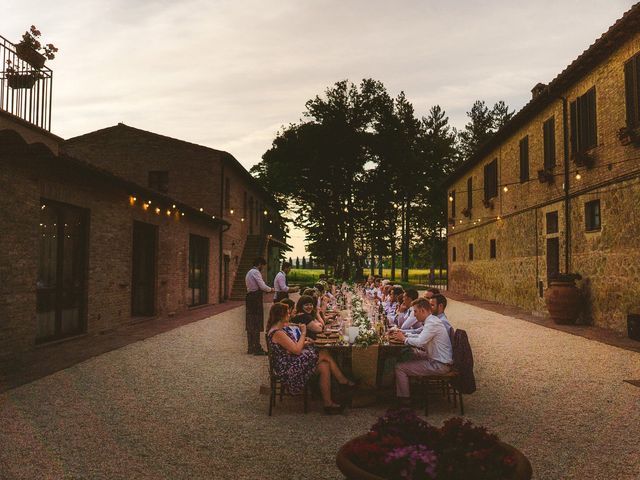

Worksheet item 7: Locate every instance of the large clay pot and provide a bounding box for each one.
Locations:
[336,435,533,480]
[544,280,581,324]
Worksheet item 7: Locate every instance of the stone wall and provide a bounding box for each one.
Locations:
[447,30,640,334]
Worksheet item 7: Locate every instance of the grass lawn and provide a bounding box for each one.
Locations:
[288,268,447,287]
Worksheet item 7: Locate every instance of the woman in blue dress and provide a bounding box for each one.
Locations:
[266,303,355,414]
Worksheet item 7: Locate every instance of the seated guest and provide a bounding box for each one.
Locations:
[385,286,404,324]
[291,295,324,338]
[395,288,419,329]
[430,294,453,337]
[389,298,453,405]
[423,287,440,299]
[279,298,299,340]
[267,303,353,414]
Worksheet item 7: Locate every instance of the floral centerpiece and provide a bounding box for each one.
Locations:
[337,409,532,480]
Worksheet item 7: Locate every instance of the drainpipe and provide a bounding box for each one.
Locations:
[561,97,571,273]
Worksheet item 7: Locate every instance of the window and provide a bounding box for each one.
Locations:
[468,243,474,261]
[450,190,456,217]
[519,136,529,182]
[452,247,456,262]
[148,171,169,193]
[570,87,597,153]
[490,239,496,259]
[624,53,640,128]
[483,159,498,202]
[225,177,231,210]
[585,200,601,231]
[543,117,556,169]
[467,177,472,210]
[189,234,209,306]
[546,211,559,234]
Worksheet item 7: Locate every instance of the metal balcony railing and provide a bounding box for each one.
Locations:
[0,34,53,131]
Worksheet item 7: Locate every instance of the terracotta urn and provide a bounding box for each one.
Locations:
[336,435,532,480]
[545,276,582,324]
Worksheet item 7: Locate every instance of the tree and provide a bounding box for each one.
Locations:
[492,100,515,131]
[457,100,515,161]
[302,256,307,269]
[295,256,300,269]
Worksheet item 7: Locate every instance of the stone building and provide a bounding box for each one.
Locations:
[445,4,640,335]
[64,123,287,301]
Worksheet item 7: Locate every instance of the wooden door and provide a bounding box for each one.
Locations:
[132,221,157,316]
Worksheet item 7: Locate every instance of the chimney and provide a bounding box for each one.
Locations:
[531,83,547,99]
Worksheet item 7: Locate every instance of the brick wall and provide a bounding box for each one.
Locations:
[0,137,221,358]
[447,32,640,334]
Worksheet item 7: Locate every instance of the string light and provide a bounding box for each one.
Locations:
[212,215,216,219]
[503,186,509,193]
[181,212,185,216]
[143,203,149,211]
[147,200,151,205]
[166,210,171,216]
[448,195,454,202]
[241,217,245,222]
[575,172,582,180]
[199,207,204,212]
[263,210,268,215]
[230,209,234,215]
[41,205,46,210]
[155,207,160,214]
[172,204,176,209]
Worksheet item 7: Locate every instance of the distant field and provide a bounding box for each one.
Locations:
[288,268,447,286]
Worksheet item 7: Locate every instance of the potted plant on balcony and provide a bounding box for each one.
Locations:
[537,168,554,184]
[15,25,58,69]
[544,273,583,324]
[4,60,40,89]
[461,207,471,218]
[571,151,594,168]
[336,409,532,480]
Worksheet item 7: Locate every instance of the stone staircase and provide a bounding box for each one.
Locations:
[229,235,266,301]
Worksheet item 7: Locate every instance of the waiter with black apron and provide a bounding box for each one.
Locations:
[273,261,299,302]
[245,257,274,355]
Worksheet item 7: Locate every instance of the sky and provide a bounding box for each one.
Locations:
[4,0,637,259]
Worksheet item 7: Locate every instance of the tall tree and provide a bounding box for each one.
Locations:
[457,100,494,161]
[492,100,515,131]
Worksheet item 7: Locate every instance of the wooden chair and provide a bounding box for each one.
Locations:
[265,333,309,416]
[410,370,464,416]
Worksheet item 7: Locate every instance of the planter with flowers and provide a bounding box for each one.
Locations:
[336,409,532,480]
[4,60,40,89]
[14,25,58,69]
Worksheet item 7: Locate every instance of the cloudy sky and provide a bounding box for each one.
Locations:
[4,0,637,258]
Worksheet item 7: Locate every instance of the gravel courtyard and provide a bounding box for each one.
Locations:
[1,299,639,480]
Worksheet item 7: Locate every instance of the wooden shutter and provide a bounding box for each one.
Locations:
[451,190,456,217]
[467,177,472,210]
[570,100,577,154]
[624,59,637,128]
[586,87,597,149]
[519,136,529,182]
[543,117,556,169]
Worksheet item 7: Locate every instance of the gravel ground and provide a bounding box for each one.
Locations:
[1,300,639,479]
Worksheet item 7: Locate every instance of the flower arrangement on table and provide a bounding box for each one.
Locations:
[339,409,529,480]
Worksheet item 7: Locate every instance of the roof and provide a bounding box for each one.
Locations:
[0,128,230,228]
[444,2,640,187]
[65,123,279,208]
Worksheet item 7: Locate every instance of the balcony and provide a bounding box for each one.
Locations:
[1,34,53,131]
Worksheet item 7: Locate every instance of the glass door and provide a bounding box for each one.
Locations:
[189,234,209,306]
[37,200,88,343]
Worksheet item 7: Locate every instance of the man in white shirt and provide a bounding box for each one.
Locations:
[389,298,453,403]
[430,294,453,338]
[245,257,274,355]
[395,288,418,328]
[273,261,299,302]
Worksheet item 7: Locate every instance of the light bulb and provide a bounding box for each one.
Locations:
[503,186,509,193]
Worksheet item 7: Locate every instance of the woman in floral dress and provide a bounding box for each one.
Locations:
[267,303,355,414]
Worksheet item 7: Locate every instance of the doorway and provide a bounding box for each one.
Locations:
[223,254,230,301]
[36,200,88,343]
[132,221,157,316]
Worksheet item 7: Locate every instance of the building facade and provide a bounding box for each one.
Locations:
[64,123,286,301]
[445,5,640,335]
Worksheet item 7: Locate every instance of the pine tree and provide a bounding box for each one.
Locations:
[296,256,300,269]
[302,256,307,269]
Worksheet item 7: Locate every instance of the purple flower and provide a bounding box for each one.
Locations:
[384,445,438,479]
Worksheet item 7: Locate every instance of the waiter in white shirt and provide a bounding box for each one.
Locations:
[273,261,299,302]
[245,257,274,356]
[389,297,453,404]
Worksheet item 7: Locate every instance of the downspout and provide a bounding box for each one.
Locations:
[561,97,571,273]
[219,161,226,303]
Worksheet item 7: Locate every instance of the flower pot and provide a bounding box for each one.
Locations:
[544,280,581,324]
[336,435,532,480]
[15,43,46,69]
[6,73,37,89]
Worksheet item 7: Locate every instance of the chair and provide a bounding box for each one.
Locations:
[410,370,464,416]
[265,333,309,416]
